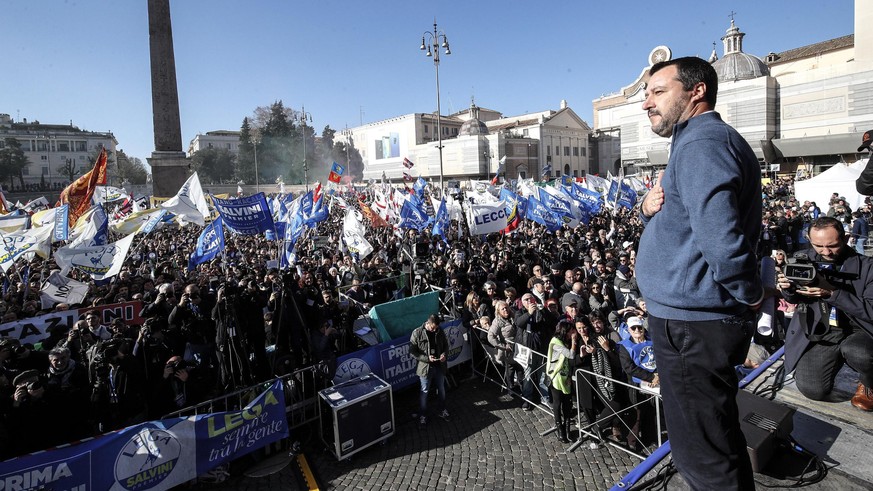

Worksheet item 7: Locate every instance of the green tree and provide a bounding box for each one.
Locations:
[116,149,150,184]
[191,148,237,185]
[0,138,30,189]
[335,140,364,181]
[236,117,256,183]
[258,101,296,185]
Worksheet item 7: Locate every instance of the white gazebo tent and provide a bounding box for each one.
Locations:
[794,161,866,211]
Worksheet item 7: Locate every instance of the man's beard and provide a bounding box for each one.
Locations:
[649,98,688,138]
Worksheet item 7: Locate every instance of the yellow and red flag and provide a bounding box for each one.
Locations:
[58,148,108,224]
[358,199,390,228]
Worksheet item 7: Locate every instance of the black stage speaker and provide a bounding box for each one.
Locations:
[319,374,394,460]
[736,390,795,473]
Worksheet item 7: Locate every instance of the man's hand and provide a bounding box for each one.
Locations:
[641,170,665,218]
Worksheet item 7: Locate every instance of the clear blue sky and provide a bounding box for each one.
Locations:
[1,0,855,168]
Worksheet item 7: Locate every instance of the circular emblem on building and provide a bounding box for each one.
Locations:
[648,46,672,66]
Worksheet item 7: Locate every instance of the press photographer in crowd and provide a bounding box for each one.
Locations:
[777,216,873,411]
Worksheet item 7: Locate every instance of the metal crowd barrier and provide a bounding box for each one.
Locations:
[163,364,325,431]
[569,367,663,459]
[468,325,663,460]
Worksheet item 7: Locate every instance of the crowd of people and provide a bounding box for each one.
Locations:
[0,168,867,463]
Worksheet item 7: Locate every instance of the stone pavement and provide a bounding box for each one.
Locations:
[192,373,872,490]
[197,377,640,490]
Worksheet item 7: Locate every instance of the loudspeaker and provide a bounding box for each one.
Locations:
[736,390,795,473]
[320,374,394,460]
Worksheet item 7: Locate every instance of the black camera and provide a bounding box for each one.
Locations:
[166,359,189,373]
[784,253,837,289]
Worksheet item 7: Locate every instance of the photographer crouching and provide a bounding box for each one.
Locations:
[777,217,873,411]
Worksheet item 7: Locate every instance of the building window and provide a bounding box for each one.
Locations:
[40,155,47,161]
[573,147,579,156]
[37,142,48,151]
[22,168,29,176]
[582,147,587,157]
[555,146,559,156]
[75,141,87,152]
[42,166,49,176]
[546,146,551,156]
[452,128,458,135]
[424,124,429,133]
[226,143,231,149]
[57,142,70,152]
[207,143,213,148]
[523,129,529,137]
[563,146,570,156]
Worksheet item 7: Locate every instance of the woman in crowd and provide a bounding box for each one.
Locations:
[546,319,576,443]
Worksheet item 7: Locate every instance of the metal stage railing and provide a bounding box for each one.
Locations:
[163,364,326,431]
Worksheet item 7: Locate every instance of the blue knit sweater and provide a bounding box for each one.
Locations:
[636,112,763,321]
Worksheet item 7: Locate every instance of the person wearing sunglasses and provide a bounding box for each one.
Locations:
[618,316,659,452]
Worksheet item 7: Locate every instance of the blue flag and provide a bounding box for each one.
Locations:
[399,199,431,231]
[188,217,226,271]
[53,204,69,241]
[525,195,563,232]
[413,177,427,197]
[139,209,167,235]
[304,191,329,226]
[213,193,275,235]
[538,188,573,219]
[431,198,450,241]
[569,182,603,215]
[92,206,108,246]
[607,180,638,210]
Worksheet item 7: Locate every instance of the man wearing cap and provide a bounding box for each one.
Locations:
[637,57,761,489]
[856,129,873,195]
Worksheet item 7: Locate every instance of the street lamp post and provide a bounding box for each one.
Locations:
[296,105,313,192]
[420,20,451,194]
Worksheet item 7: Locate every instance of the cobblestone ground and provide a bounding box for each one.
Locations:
[196,376,641,490]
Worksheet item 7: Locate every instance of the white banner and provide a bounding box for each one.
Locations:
[40,271,90,309]
[466,200,508,236]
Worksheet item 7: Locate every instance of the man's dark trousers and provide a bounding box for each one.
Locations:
[649,312,756,490]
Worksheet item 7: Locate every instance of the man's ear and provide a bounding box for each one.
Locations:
[689,81,708,105]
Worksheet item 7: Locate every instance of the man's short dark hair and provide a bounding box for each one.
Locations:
[809,216,846,239]
[649,56,719,107]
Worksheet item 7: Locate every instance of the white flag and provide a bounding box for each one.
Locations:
[40,271,90,309]
[110,208,165,235]
[0,223,54,271]
[54,233,135,280]
[466,200,508,236]
[342,210,373,259]
[161,172,210,226]
[93,185,130,203]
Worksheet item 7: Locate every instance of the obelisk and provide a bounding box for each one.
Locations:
[146,0,189,198]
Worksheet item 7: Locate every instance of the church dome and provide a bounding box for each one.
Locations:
[458,102,489,136]
[712,52,769,81]
[710,19,769,81]
[459,117,489,136]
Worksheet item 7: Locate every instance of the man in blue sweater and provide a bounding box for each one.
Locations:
[636,57,762,490]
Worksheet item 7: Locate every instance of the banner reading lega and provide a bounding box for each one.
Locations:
[0,380,286,491]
